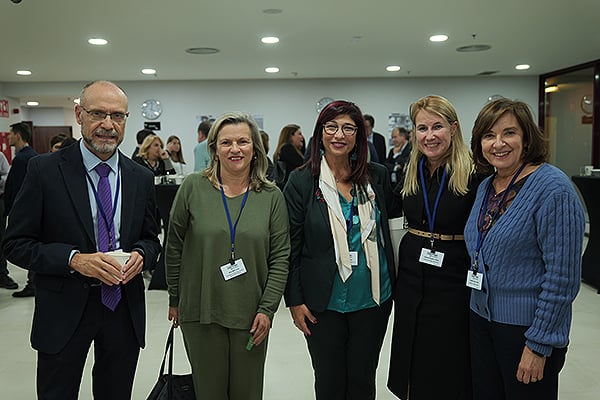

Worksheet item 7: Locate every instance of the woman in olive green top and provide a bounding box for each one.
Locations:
[165,112,290,400]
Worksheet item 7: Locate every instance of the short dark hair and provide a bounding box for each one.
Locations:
[363,114,375,127]
[50,134,68,148]
[59,137,77,149]
[471,98,548,174]
[197,120,212,140]
[397,127,410,140]
[9,122,31,144]
[136,129,154,145]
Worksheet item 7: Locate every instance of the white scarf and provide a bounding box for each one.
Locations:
[319,158,382,304]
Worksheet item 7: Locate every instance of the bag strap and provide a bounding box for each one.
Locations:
[158,324,175,378]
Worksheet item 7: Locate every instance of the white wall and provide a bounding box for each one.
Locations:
[3,76,538,163]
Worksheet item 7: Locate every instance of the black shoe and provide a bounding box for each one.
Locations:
[0,274,18,290]
[12,285,34,298]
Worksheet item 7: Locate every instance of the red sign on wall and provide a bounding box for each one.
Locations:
[0,100,8,118]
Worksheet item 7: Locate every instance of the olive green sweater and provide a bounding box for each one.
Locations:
[166,174,290,329]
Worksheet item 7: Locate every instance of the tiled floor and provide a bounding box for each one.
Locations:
[1,263,598,399]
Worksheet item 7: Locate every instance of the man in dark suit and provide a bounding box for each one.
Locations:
[5,122,38,297]
[364,114,387,163]
[4,81,161,400]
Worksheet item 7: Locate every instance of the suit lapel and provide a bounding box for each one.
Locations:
[119,152,136,247]
[59,144,95,246]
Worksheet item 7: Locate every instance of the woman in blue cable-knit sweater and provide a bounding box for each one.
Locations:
[464,98,585,400]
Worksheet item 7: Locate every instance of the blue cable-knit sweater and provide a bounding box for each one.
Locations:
[464,163,585,356]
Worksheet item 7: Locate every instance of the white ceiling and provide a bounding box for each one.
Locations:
[1,0,599,86]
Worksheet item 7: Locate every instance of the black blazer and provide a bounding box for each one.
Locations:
[283,163,400,312]
[4,145,38,215]
[372,131,387,165]
[3,143,161,354]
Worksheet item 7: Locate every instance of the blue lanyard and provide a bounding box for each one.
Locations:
[85,165,121,251]
[472,162,526,273]
[418,157,447,249]
[218,176,250,264]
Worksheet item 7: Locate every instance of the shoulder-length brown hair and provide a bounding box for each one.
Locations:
[307,100,370,185]
[166,135,185,164]
[471,98,548,174]
[273,124,302,161]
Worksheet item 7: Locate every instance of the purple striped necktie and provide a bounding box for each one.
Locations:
[95,163,121,311]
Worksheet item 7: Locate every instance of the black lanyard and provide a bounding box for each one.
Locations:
[85,165,121,251]
[472,162,526,274]
[218,176,250,264]
[418,157,447,249]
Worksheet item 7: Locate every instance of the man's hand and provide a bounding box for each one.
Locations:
[70,252,122,285]
[122,250,144,284]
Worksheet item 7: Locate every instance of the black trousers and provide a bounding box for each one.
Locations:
[470,311,567,400]
[37,287,140,400]
[305,298,392,400]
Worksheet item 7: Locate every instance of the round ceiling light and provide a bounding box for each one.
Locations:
[265,67,280,73]
[515,64,531,70]
[429,34,448,42]
[88,38,108,45]
[17,70,32,76]
[386,65,401,72]
[141,68,157,75]
[261,36,280,44]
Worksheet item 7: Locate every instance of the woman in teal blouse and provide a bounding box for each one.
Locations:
[284,100,398,400]
[165,112,290,400]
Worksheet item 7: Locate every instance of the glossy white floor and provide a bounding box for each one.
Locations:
[1,262,598,399]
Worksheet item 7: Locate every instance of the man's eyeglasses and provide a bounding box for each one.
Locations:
[81,107,129,123]
[323,123,358,136]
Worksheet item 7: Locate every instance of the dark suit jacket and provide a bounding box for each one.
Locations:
[4,145,38,215]
[371,131,387,165]
[283,163,400,312]
[3,143,161,354]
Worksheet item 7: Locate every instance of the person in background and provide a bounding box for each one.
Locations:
[6,122,38,298]
[273,124,305,188]
[385,127,412,185]
[132,129,154,158]
[465,98,584,400]
[3,80,161,399]
[193,120,212,172]
[166,112,290,399]
[58,137,77,149]
[49,134,68,152]
[260,130,274,181]
[133,134,175,176]
[388,95,479,400]
[364,114,386,163]
[284,100,398,399]
[166,135,188,175]
[0,151,17,291]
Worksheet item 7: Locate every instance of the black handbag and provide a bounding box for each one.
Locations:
[146,325,196,400]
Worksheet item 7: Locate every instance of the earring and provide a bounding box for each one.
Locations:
[319,148,325,157]
[350,150,357,161]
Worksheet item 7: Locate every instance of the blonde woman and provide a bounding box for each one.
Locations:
[388,95,482,400]
[133,134,175,176]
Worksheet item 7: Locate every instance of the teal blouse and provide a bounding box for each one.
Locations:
[326,193,392,312]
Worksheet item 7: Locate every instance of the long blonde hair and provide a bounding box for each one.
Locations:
[402,95,473,196]
[205,112,274,191]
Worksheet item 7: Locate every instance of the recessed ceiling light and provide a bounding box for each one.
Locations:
[141,68,157,75]
[185,47,220,55]
[456,44,491,52]
[17,70,32,76]
[515,64,531,70]
[386,65,401,72]
[261,36,280,44]
[429,34,448,42]
[26,101,39,106]
[73,98,80,104]
[265,67,280,74]
[88,38,108,46]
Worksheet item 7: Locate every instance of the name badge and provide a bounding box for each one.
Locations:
[466,270,483,290]
[419,248,444,267]
[349,251,359,266]
[220,258,247,281]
